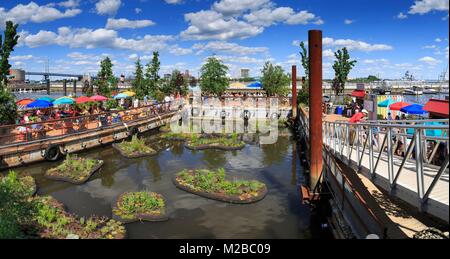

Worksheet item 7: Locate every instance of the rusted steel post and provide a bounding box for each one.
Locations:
[308,30,323,191]
[63,79,67,96]
[46,79,50,95]
[73,80,77,95]
[292,65,297,119]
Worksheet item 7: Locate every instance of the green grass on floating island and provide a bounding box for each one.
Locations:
[34,196,126,239]
[1,171,37,197]
[113,135,157,158]
[185,133,245,150]
[112,192,167,223]
[159,124,171,133]
[160,132,198,141]
[174,168,267,203]
[45,154,103,184]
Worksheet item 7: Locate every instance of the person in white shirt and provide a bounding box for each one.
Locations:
[133,98,139,108]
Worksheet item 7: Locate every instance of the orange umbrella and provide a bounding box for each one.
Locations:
[76,96,92,104]
[389,101,411,111]
[16,98,34,106]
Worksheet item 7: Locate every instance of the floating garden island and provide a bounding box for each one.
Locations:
[160,132,197,141]
[34,196,126,239]
[112,191,168,223]
[159,124,172,133]
[112,135,157,158]
[184,133,245,151]
[20,175,37,196]
[1,171,37,196]
[45,155,103,184]
[173,168,267,204]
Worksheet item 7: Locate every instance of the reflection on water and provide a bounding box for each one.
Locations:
[4,128,327,239]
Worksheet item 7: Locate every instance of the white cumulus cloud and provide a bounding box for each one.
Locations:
[408,0,449,14]
[419,56,442,65]
[106,18,155,29]
[96,0,121,16]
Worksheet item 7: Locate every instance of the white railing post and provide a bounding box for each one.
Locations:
[415,128,425,207]
[387,127,394,186]
[369,126,374,177]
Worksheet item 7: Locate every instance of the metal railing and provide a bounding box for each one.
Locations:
[0,100,184,147]
[323,118,449,208]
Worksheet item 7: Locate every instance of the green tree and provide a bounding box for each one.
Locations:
[144,51,161,97]
[132,58,145,99]
[298,41,309,104]
[169,70,188,95]
[94,57,117,97]
[260,61,290,96]
[189,76,197,87]
[332,47,356,96]
[0,21,19,125]
[200,57,229,96]
[0,21,19,89]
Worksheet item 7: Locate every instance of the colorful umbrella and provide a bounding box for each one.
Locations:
[90,95,108,101]
[114,93,130,99]
[26,100,53,109]
[76,96,92,104]
[37,96,55,102]
[400,104,427,115]
[389,101,411,111]
[247,82,262,88]
[377,98,393,107]
[53,97,75,105]
[121,90,136,97]
[16,98,34,106]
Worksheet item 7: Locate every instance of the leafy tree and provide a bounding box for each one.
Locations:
[169,70,188,95]
[200,57,229,96]
[332,47,356,95]
[145,51,160,97]
[260,61,290,96]
[132,58,145,98]
[0,21,19,125]
[298,41,309,104]
[0,21,19,89]
[94,57,117,97]
[0,89,17,125]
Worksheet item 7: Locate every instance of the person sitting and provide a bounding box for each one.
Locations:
[349,109,368,123]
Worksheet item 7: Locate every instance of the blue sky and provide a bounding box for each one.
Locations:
[1,0,448,80]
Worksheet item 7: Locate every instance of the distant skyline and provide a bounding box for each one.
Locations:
[1,0,449,80]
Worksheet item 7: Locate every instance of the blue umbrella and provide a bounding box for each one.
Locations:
[247,81,262,88]
[37,96,55,102]
[53,97,75,105]
[114,93,130,99]
[400,104,427,115]
[26,100,53,109]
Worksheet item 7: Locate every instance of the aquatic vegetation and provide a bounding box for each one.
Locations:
[174,168,267,203]
[34,196,126,239]
[160,132,195,141]
[45,154,103,184]
[113,135,157,158]
[0,171,37,238]
[185,134,245,150]
[112,191,167,222]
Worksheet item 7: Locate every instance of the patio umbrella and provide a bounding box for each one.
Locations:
[377,98,393,107]
[53,97,75,105]
[76,96,92,104]
[247,82,262,88]
[16,98,34,106]
[389,101,411,111]
[26,100,53,109]
[114,93,129,99]
[121,90,136,97]
[37,96,55,102]
[400,104,427,115]
[90,95,108,101]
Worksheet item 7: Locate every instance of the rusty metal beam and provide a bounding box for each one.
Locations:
[308,30,323,190]
[292,65,297,119]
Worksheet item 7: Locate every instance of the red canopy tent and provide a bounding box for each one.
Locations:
[90,95,108,101]
[76,96,92,104]
[350,89,365,98]
[389,101,411,111]
[423,99,449,118]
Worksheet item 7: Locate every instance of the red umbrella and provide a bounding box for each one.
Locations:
[16,98,34,106]
[389,101,411,111]
[76,96,92,104]
[90,95,108,101]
